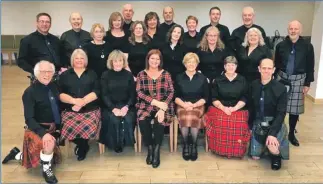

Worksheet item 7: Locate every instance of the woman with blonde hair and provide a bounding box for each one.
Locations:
[100,50,136,153]
[236,27,272,83]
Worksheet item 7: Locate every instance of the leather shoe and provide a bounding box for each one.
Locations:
[271,154,282,170]
[190,143,198,161]
[182,143,190,161]
[152,144,160,168]
[289,134,300,147]
[146,145,153,165]
[41,161,58,184]
[2,147,20,164]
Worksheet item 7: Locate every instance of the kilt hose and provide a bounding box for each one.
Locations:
[204,106,250,158]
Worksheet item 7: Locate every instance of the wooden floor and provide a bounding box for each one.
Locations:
[2,66,323,183]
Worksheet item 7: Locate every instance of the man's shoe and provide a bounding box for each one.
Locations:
[2,147,20,164]
[41,161,58,184]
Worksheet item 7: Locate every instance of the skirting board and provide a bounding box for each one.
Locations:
[306,94,323,104]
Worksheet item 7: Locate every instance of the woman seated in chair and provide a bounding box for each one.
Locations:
[205,56,250,158]
[100,50,136,153]
[59,49,101,161]
[136,49,174,168]
[174,52,209,161]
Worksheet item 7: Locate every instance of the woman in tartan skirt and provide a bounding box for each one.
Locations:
[204,56,250,158]
[59,49,101,161]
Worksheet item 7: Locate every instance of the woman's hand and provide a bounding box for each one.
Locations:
[155,110,165,123]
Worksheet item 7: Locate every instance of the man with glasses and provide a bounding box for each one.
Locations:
[17,13,64,82]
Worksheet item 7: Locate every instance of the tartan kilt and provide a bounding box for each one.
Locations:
[176,105,205,129]
[204,106,250,158]
[277,71,306,115]
[22,130,61,169]
[61,108,101,141]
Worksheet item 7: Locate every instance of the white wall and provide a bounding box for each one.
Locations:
[1,1,315,37]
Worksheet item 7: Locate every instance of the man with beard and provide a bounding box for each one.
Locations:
[274,20,315,147]
[230,6,270,52]
[60,12,92,68]
[122,4,134,34]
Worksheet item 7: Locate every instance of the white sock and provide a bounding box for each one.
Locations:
[15,152,22,160]
[40,151,53,171]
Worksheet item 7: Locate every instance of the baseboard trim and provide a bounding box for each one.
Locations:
[306,94,323,104]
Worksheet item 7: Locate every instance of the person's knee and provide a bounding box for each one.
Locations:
[268,145,280,155]
[43,140,55,154]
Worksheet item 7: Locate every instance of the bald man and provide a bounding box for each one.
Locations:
[230,6,270,52]
[60,12,91,67]
[122,4,134,33]
[274,20,315,147]
[158,6,179,45]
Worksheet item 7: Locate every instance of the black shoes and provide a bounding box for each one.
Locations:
[2,147,20,164]
[190,143,198,161]
[182,143,190,161]
[114,146,123,153]
[289,134,300,147]
[76,144,89,161]
[152,144,160,168]
[146,145,153,165]
[41,161,58,184]
[271,154,282,170]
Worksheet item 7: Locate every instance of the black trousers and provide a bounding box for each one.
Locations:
[139,112,165,146]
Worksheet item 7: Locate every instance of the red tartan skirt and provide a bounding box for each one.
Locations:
[22,130,61,169]
[204,106,250,158]
[61,108,101,141]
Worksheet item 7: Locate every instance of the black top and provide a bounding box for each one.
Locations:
[211,74,248,108]
[183,32,199,53]
[123,20,134,34]
[148,29,164,50]
[83,42,113,78]
[128,41,151,77]
[158,22,176,44]
[60,29,92,67]
[22,81,60,138]
[230,24,270,52]
[18,31,61,74]
[236,45,273,82]
[161,43,188,81]
[101,69,136,110]
[58,68,100,113]
[175,72,209,103]
[197,47,230,80]
[104,30,130,53]
[199,23,231,48]
[275,36,315,86]
[249,79,287,137]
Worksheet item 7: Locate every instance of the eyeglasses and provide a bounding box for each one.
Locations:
[38,20,51,24]
[39,70,54,74]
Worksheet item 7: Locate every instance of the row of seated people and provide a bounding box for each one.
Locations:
[3,48,289,184]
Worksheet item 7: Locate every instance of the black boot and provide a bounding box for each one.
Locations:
[289,133,300,147]
[146,145,153,165]
[190,143,198,161]
[77,141,89,161]
[152,144,160,168]
[271,154,282,170]
[182,143,190,161]
[41,160,58,184]
[2,147,20,164]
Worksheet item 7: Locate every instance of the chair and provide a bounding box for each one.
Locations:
[1,35,15,65]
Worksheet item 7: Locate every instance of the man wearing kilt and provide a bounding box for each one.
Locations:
[2,61,61,184]
[249,58,289,170]
[274,20,315,147]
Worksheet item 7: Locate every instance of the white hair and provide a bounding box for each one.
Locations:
[70,48,88,68]
[242,27,265,47]
[33,60,55,78]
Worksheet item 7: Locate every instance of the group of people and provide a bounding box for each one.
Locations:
[2,3,315,184]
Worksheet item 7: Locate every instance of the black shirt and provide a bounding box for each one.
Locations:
[158,22,176,44]
[275,36,315,86]
[58,68,100,113]
[175,72,209,103]
[104,30,130,53]
[123,20,134,34]
[149,29,163,50]
[101,69,136,110]
[236,45,273,82]
[22,81,60,138]
[249,79,287,137]
[60,29,92,67]
[230,24,270,52]
[161,42,188,81]
[199,23,231,48]
[211,74,248,108]
[183,32,199,53]
[83,42,113,78]
[18,31,61,74]
[128,41,151,77]
[197,47,230,80]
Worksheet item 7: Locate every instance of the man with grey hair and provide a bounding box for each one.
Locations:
[274,20,315,147]
[60,12,92,68]
[3,60,61,184]
[122,4,134,33]
[230,6,269,52]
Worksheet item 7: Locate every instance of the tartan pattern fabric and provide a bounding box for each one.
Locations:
[204,106,250,158]
[176,105,205,129]
[136,70,175,125]
[22,129,61,169]
[60,108,101,141]
[277,71,306,115]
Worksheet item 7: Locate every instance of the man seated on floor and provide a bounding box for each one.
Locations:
[2,60,62,184]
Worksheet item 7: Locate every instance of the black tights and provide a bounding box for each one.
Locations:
[289,114,299,136]
[139,117,165,146]
[180,127,199,144]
